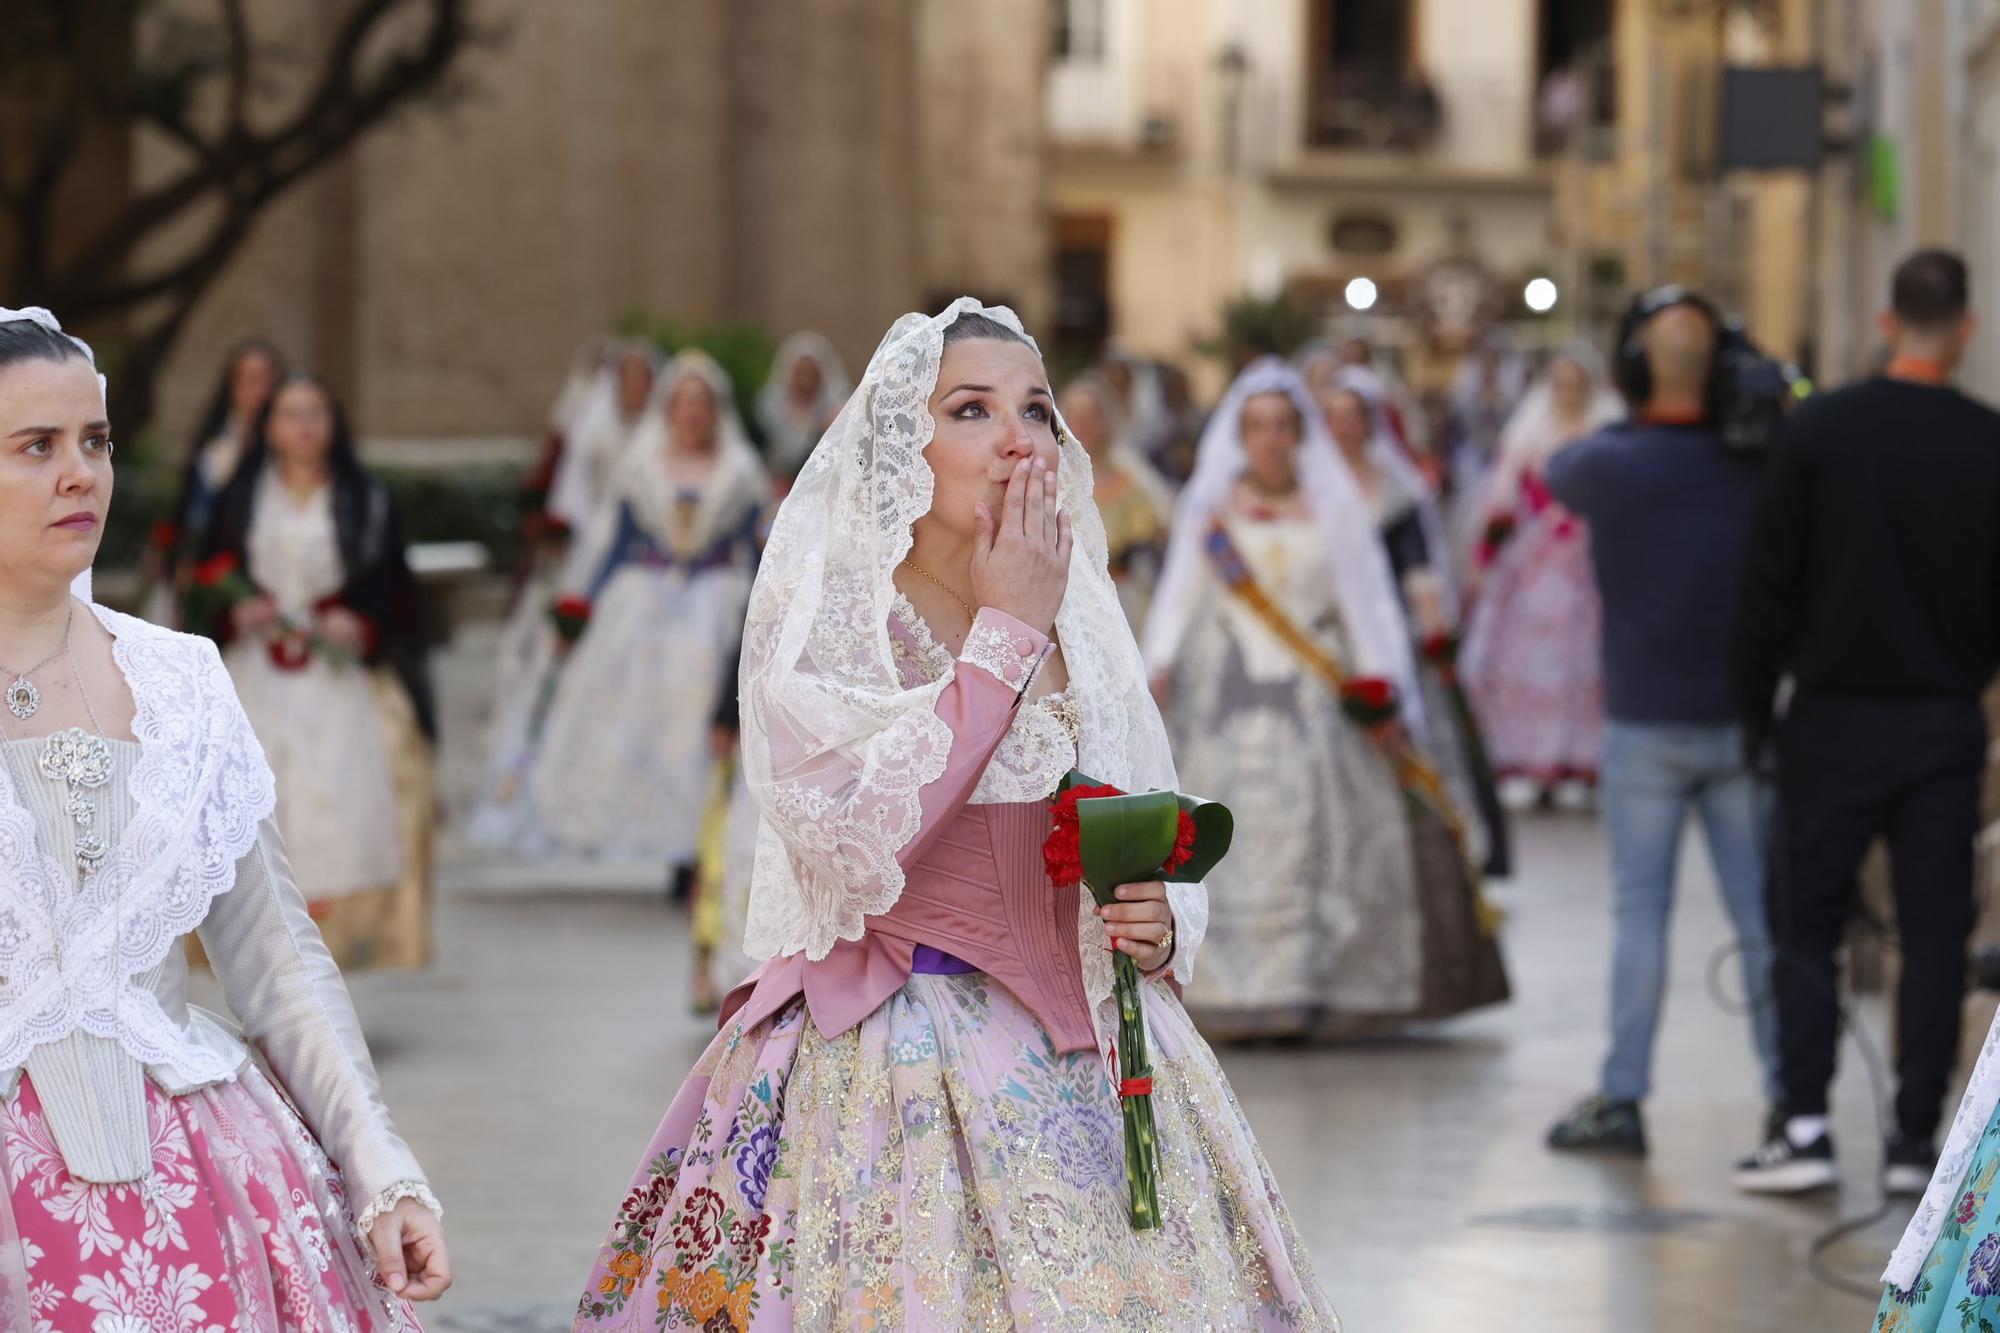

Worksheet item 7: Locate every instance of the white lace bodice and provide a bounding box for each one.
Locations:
[0,605,434,1226]
[889,595,1081,807]
[246,471,345,616]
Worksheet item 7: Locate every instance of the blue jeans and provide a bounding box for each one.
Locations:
[1597,721,1782,1105]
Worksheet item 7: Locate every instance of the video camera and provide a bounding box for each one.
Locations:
[1615,286,1811,453]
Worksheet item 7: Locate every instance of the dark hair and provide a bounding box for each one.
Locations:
[239,373,368,494]
[0,318,91,376]
[188,338,286,456]
[942,311,1028,347]
[1892,249,1970,329]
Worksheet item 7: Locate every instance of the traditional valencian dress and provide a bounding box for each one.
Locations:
[1143,359,1508,1042]
[0,596,436,1328]
[470,343,661,855]
[199,454,438,972]
[527,352,771,866]
[1326,362,1510,877]
[1879,1013,2000,1329]
[1460,354,1624,794]
[573,301,1337,1331]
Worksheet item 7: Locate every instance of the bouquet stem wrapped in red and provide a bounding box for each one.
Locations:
[1043,770,1233,1230]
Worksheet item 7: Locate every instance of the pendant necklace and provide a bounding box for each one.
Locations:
[1,615,114,878]
[0,602,74,721]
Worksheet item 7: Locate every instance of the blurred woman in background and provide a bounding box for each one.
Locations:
[147,337,285,625]
[1461,346,1623,810]
[1058,371,1173,629]
[1322,368,1510,877]
[1145,358,1507,1041]
[527,351,769,868]
[755,331,850,481]
[197,373,437,972]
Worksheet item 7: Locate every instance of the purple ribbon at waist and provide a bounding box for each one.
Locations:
[910,944,980,976]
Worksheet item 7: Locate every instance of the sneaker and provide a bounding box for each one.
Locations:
[1498,776,1545,813]
[1733,1127,1838,1194]
[1547,1095,1648,1155]
[1551,777,1597,813]
[1884,1133,1937,1199]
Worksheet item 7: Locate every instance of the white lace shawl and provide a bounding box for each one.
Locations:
[0,605,277,1085]
[1885,1010,2000,1289]
[737,299,1181,1058]
[1142,357,1421,718]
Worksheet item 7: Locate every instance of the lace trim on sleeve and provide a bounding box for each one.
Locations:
[959,610,1048,692]
[355,1179,443,1237]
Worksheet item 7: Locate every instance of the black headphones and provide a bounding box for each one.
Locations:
[1614,284,1734,419]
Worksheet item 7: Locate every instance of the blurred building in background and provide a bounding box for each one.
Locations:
[146,0,1048,448]
[30,0,2000,450]
[1046,0,1574,392]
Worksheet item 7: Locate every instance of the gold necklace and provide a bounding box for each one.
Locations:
[899,558,977,621]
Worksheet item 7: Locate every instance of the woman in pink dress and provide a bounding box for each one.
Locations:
[0,308,449,1326]
[572,301,1336,1331]
[1461,347,1625,808]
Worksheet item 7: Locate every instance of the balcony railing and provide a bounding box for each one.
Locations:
[1306,69,1443,152]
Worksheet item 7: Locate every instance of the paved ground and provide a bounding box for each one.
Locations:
[212,628,1938,1331]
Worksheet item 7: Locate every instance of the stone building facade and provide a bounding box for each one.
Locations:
[144,0,1050,448]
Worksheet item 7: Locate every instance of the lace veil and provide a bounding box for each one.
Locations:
[1485,344,1624,514]
[738,299,1177,972]
[1141,356,1419,714]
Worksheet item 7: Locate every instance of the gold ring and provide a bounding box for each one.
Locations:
[1159,926,1175,956]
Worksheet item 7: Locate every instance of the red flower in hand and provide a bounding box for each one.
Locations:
[194,552,240,587]
[1163,810,1198,877]
[1044,783,1124,889]
[549,594,593,644]
[1339,677,1401,730]
[267,630,312,672]
[1344,678,1393,710]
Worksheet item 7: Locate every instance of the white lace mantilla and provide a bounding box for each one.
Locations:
[890,597,1076,807]
[0,605,277,1084]
[1885,1009,2000,1289]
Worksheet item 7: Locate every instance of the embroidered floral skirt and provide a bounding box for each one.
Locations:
[1878,1115,2000,1331]
[574,972,1339,1331]
[0,1066,419,1331]
[1461,510,1604,785]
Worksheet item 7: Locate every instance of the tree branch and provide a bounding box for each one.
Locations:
[51,0,467,304]
[219,0,250,134]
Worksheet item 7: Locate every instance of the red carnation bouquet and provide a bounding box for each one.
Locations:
[186,552,356,672]
[548,594,592,645]
[1043,769,1233,1230]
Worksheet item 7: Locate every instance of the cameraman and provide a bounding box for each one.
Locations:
[1733,249,2000,1196]
[1542,288,1782,1158]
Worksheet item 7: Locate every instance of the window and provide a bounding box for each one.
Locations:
[1053,0,1107,62]
[1051,214,1113,364]
[1305,1,1438,151]
[1536,0,1616,154]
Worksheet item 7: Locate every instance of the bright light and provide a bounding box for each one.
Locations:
[1524,277,1559,313]
[1344,277,1378,311]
